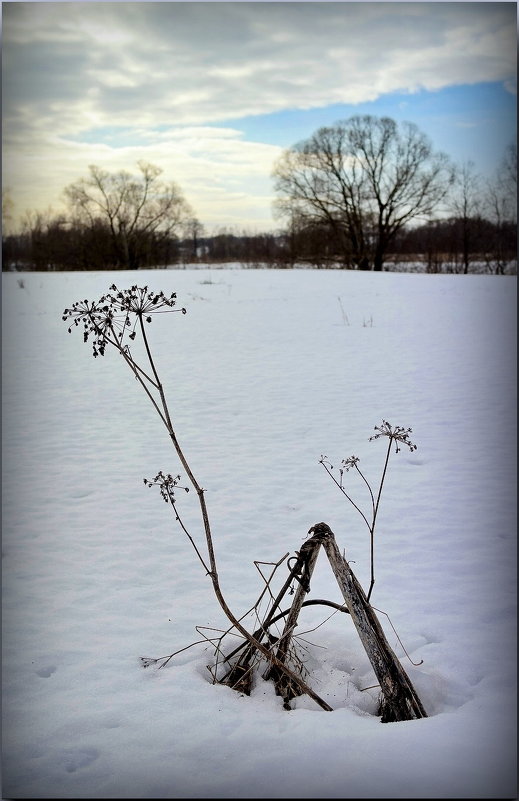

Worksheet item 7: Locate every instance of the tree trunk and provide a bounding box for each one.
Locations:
[373,245,384,271]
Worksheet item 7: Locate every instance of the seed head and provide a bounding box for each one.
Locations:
[369,420,417,453]
[63,285,187,357]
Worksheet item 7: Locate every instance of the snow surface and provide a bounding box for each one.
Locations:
[2,267,517,799]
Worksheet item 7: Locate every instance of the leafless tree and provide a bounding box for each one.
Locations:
[483,143,517,274]
[449,161,483,274]
[64,162,193,269]
[183,217,205,262]
[273,116,454,270]
[2,189,14,233]
[492,142,517,225]
[498,142,517,204]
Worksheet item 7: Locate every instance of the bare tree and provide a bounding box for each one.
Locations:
[273,125,368,268]
[273,116,454,270]
[449,161,483,274]
[184,217,205,262]
[64,161,193,269]
[2,189,14,233]
[499,142,517,204]
[483,143,517,275]
[485,144,517,226]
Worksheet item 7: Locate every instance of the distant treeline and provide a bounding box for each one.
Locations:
[3,119,516,275]
[2,215,516,274]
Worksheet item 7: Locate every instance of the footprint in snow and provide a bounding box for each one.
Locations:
[63,747,100,773]
[36,665,57,678]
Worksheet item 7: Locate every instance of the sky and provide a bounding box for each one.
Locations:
[2,1,517,235]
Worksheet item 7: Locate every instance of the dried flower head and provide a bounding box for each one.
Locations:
[341,455,360,471]
[63,284,186,357]
[369,420,417,453]
[109,285,183,319]
[143,471,189,503]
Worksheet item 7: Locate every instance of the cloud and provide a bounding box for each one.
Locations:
[4,3,515,128]
[3,124,283,232]
[2,2,516,232]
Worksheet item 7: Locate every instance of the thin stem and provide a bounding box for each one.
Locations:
[366,436,393,602]
[119,348,169,428]
[154,599,349,678]
[134,313,333,710]
[98,317,164,419]
[372,436,393,531]
[141,638,212,670]
[354,463,375,520]
[220,552,314,671]
[168,494,212,576]
[320,461,372,531]
[138,313,163,390]
[121,350,160,390]
[370,606,424,667]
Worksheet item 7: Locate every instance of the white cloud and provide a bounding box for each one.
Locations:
[5,3,515,125]
[2,2,516,232]
[3,125,283,233]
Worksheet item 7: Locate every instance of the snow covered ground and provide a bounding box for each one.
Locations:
[2,267,517,798]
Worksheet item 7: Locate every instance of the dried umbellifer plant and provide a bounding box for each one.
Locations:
[320,421,417,602]
[63,284,333,711]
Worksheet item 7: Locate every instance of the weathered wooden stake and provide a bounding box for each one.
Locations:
[219,523,427,721]
[263,532,324,703]
[220,543,319,693]
[314,522,427,722]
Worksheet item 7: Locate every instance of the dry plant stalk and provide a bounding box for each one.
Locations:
[63,285,332,711]
[320,421,417,601]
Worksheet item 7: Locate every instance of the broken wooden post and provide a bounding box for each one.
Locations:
[217,523,426,720]
[220,543,320,694]
[312,521,427,722]
[263,531,324,704]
